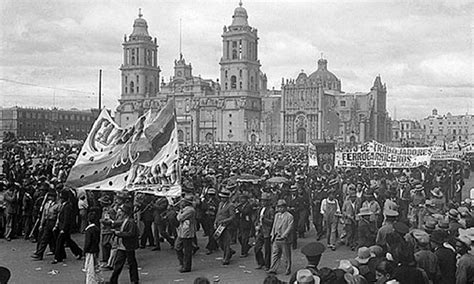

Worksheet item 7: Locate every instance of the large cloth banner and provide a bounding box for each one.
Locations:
[66,101,181,196]
[335,141,433,168]
[308,142,318,167]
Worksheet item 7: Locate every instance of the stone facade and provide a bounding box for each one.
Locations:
[420,109,474,144]
[391,119,425,146]
[282,58,391,144]
[0,107,97,141]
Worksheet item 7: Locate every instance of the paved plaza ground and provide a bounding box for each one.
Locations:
[1,173,473,284]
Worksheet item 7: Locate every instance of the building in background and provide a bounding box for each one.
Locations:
[115,3,268,144]
[0,107,97,141]
[391,119,425,146]
[281,58,391,144]
[420,109,474,144]
[261,89,281,144]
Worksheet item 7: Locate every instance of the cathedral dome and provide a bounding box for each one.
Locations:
[131,9,149,37]
[231,1,249,26]
[308,58,341,90]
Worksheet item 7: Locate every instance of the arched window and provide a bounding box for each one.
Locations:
[125,87,128,93]
[239,70,242,78]
[239,82,242,89]
[131,49,135,65]
[232,50,238,60]
[225,70,228,79]
[149,82,153,94]
[130,81,134,93]
[250,76,254,90]
[225,82,228,90]
[230,76,237,89]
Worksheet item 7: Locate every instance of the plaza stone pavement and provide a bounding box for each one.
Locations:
[2,174,473,284]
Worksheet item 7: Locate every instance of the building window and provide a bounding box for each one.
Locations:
[453,121,456,125]
[229,129,232,133]
[229,114,232,118]
[130,82,134,93]
[232,50,238,60]
[239,70,242,78]
[232,41,237,48]
[225,82,228,90]
[340,100,346,107]
[439,122,443,125]
[239,82,242,89]
[225,70,228,79]
[229,121,232,126]
[136,75,139,84]
[230,76,237,89]
[136,86,139,93]
[453,129,456,134]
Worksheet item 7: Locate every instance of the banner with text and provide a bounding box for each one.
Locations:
[66,101,181,196]
[335,141,433,168]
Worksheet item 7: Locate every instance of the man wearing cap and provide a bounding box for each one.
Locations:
[255,192,275,270]
[175,195,196,273]
[268,199,294,275]
[109,203,139,284]
[430,229,456,284]
[214,188,236,265]
[288,242,325,283]
[376,209,397,249]
[320,190,341,250]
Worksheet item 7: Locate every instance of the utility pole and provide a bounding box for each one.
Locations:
[98,69,102,110]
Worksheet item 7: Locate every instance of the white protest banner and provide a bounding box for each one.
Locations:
[308,142,318,167]
[66,101,181,196]
[335,141,433,168]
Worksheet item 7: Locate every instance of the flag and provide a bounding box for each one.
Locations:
[66,101,181,196]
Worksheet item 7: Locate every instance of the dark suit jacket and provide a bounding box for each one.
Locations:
[57,201,74,233]
[115,218,139,251]
[84,224,100,253]
[256,206,275,238]
[215,201,235,227]
[238,202,253,229]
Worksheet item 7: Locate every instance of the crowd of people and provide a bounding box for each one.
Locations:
[1,142,474,284]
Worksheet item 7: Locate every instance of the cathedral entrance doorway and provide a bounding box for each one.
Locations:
[250,133,257,144]
[296,128,306,144]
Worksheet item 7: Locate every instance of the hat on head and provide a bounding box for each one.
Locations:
[338,260,359,275]
[458,207,470,217]
[424,199,435,207]
[260,192,272,200]
[363,190,374,198]
[218,188,231,198]
[398,176,408,184]
[348,190,357,198]
[393,222,409,235]
[290,184,298,192]
[458,228,474,247]
[384,209,399,218]
[46,191,57,198]
[437,219,449,230]
[182,195,194,204]
[368,245,383,258]
[431,187,443,198]
[328,179,338,187]
[276,199,287,207]
[413,184,424,191]
[423,220,437,232]
[448,209,459,220]
[296,269,320,284]
[226,182,237,190]
[411,229,430,244]
[207,188,216,195]
[357,207,372,217]
[120,203,133,215]
[354,247,372,264]
[430,229,447,245]
[301,242,325,257]
[98,195,112,205]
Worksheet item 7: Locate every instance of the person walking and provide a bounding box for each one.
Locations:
[320,189,341,250]
[175,195,197,273]
[267,199,294,276]
[214,188,236,265]
[52,191,83,264]
[31,191,59,260]
[109,204,139,284]
[83,212,100,284]
[254,192,275,270]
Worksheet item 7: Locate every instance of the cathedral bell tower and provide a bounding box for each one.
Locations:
[117,9,160,126]
[220,1,261,93]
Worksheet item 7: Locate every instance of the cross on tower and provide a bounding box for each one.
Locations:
[138,8,143,18]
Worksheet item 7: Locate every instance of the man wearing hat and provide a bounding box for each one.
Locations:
[109,203,139,284]
[255,192,275,270]
[214,188,236,265]
[447,209,463,238]
[98,195,116,266]
[430,229,456,284]
[455,228,474,284]
[411,229,438,283]
[342,190,358,250]
[175,195,197,273]
[376,209,397,249]
[320,189,341,251]
[152,196,175,251]
[52,190,83,264]
[288,242,325,283]
[202,188,219,255]
[361,190,381,228]
[397,175,411,220]
[357,207,376,248]
[3,182,19,241]
[268,199,294,275]
[237,192,253,258]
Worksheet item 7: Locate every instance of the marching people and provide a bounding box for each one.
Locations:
[83,212,100,284]
[98,195,116,269]
[342,190,358,250]
[267,199,293,275]
[320,189,341,251]
[109,203,139,284]
[175,195,197,273]
[31,191,59,260]
[237,192,253,258]
[202,188,219,255]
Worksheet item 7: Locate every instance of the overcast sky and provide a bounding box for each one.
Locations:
[1,0,472,119]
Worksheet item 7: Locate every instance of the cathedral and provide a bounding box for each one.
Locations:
[115,3,391,145]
